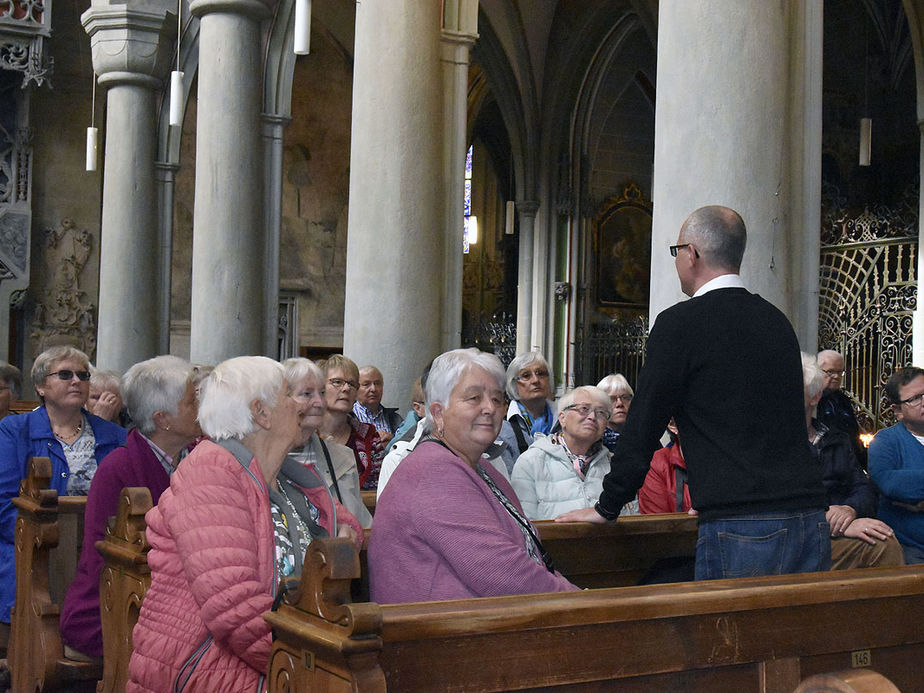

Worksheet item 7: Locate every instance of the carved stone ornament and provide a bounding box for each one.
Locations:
[0,0,54,87]
[30,218,97,357]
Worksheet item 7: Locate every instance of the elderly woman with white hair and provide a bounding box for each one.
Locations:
[60,355,202,661]
[128,356,362,693]
[497,351,557,470]
[511,386,613,520]
[284,357,373,528]
[596,373,634,453]
[0,345,126,630]
[368,348,576,604]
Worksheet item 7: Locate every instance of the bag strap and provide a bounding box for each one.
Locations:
[318,437,343,503]
[674,466,688,512]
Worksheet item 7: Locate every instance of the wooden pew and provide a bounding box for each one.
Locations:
[361,490,376,516]
[96,487,153,693]
[266,538,924,693]
[8,457,101,692]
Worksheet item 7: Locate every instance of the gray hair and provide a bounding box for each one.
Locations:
[681,205,747,272]
[816,349,843,368]
[198,356,285,440]
[0,361,22,398]
[31,345,90,389]
[424,348,506,434]
[505,351,553,401]
[122,356,195,436]
[801,352,825,401]
[596,373,633,397]
[558,386,612,418]
[90,367,121,394]
[282,357,324,391]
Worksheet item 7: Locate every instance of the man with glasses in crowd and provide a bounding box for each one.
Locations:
[557,205,831,580]
[817,349,867,469]
[869,367,924,564]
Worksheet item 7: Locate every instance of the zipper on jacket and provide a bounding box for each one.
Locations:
[173,634,213,693]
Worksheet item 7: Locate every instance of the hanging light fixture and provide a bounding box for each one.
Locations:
[169,0,184,127]
[505,200,515,236]
[294,0,311,55]
[86,73,98,172]
[859,24,871,167]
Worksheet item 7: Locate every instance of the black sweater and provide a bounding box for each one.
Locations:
[599,287,828,521]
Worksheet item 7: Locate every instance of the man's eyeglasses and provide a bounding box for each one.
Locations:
[48,370,91,382]
[328,377,359,391]
[515,369,549,382]
[899,392,924,407]
[822,369,845,377]
[669,243,698,258]
[564,404,609,421]
[609,393,633,404]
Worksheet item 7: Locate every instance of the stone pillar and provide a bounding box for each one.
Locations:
[154,161,179,354]
[343,0,443,404]
[515,201,539,353]
[262,114,288,358]
[83,5,174,372]
[188,0,274,364]
[440,0,478,351]
[914,121,924,365]
[649,0,822,342]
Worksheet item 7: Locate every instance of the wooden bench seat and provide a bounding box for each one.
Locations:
[266,537,924,692]
[8,457,100,692]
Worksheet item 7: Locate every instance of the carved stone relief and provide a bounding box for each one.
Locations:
[30,218,97,357]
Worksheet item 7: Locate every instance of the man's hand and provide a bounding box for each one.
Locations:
[826,504,857,536]
[554,507,607,524]
[842,517,894,545]
[377,429,394,447]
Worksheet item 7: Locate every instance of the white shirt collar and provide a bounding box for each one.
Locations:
[692,273,746,298]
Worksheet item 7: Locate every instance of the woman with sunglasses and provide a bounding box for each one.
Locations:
[0,345,126,630]
[511,386,613,520]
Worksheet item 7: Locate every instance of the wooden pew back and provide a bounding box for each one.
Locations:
[266,538,924,693]
[8,457,101,692]
[96,487,153,693]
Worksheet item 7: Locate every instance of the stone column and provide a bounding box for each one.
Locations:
[914,121,924,365]
[515,201,539,353]
[343,0,443,404]
[262,114,289,358]
[188,0,275,364]
[83,5,174,372]
[649,0,822,344]
[440,0,478,351]
[154,161,179,354]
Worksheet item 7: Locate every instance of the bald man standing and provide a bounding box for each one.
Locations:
[557,205,830,580]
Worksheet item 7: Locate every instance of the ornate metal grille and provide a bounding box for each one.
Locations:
[578,316,649,389]
[462,311,517,367]
[819,183,918,431]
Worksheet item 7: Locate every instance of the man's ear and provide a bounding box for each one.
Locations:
[250,398,271,430]
[893,403,904,421]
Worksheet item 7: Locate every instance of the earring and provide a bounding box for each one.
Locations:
[165,425,170,431]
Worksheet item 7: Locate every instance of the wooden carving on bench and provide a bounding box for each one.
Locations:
[9,457,101,691]
[96,486,153,693]
[265,537,386,693]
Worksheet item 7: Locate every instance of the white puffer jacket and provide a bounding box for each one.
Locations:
[510,434,612,520]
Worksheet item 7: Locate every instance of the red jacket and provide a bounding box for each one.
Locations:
[638,444,693,514]
[128,439,360,693]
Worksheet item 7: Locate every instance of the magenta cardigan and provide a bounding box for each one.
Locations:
[60,428,171,657]
[368,440,577,603]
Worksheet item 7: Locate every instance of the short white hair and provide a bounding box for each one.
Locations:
[802,352,825,401]
[424,348,506,434]
[558,386,612,418]
[505,351,553,401]
[122,356,195,436]
[282,357,324,391]
[89,367,121,394]
[198,356,285,440]
[596,373,633,396]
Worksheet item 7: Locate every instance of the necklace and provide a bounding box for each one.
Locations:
[53,421,83,441]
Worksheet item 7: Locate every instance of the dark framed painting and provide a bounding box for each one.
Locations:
[593,183,653,311]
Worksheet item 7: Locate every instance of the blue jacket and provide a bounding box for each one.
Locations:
[0,407,126,621]
[812,422,876,518]
[869,422,924,552]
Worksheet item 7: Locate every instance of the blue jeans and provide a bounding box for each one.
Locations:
[695,508,831,580]
[902,543,924,565]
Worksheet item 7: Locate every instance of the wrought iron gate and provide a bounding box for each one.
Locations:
[818,185,918,432]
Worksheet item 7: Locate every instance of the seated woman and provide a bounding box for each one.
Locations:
[368,348,576,603]
[0,345,126,628]
[0,361,21,421]
[511,386,613,520]
[128,356,361,693]
[60,355,202,661]
[319,354,385,490]
[596,373,633,453]
[638,420,693,514]
[497,351,557,470]
[284,357,373,528]
[87,367,130,426]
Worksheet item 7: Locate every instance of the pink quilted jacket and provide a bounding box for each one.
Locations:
[127,439,360,693]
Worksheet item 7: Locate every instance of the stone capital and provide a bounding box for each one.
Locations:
[81,4,175,80]
[188,0,275,22]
